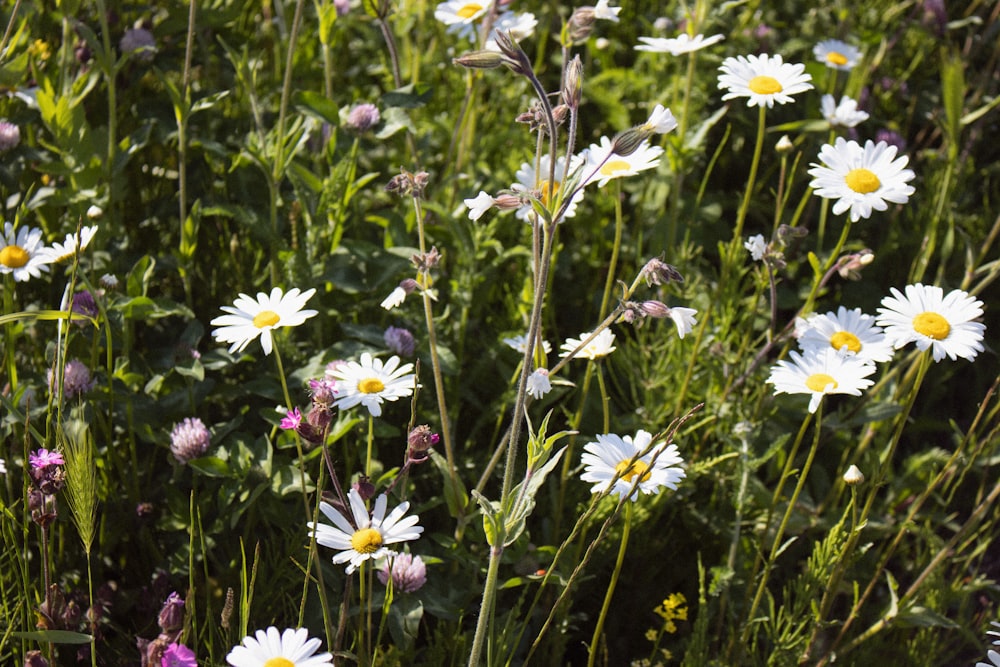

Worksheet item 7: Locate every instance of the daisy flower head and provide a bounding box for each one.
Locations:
[635,33,725,56]
[813,39,862,71]
[513,154,583,222]
[821,94,869,128]
[503,334,552,355]
[327,353,416,417]
[876,283,985,362]
[434,0,490,40]
[580,136,663,188]
[308,488,423,574]
[718,53,813,108]
[978,650,1000,667]
[0,222,53,282]
[41,225,99,263]
[767,347,877,413]
[210,287,318,356]
[485,11,539,50]
[580,429,685,501]
[560,328,616,360]
[807,138,916,222]
[226,626,333,667]
[798,306,895,363]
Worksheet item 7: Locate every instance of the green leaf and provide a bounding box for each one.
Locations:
[381,83,433,109]
[318,3,338,46]
[188,457,230,477]
[471,489,501,547]
[504,446,567,546]
[940,48,965,156]
[12,630,93,644]
[295,91,342,127]
[807,251,821,278]
[431,450,468,519]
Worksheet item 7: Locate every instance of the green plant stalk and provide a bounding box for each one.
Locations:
[3,275,18,392]
[597,180,624,321]
[716,438,751,639]
[665,42,699,250]
[731,105,767,251]
[176,0,197,308]
[800,218,852,317]
[909,156,953,285]
[94,0,117,228]
[303,445,334,646]
[742,404,822,649]
[587,502,633,667]
[365,413,374,479]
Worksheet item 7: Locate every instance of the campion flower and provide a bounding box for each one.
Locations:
[170,417,211,463]
[0,222,53,282]
[718,54,813,108]
[579,136,663,188]
[29,448,65,469]
[465,191,496,221]
[308,488,424,574]
[162,643,197,667]
[378,553,427,593]
[526,368,552,399]
[42,225,99,263]
[798,306,894,364]
[580,429,685,501]
[49,358,96,398]
[767,347,876,413]
[641,104,678,135]
[876,283,986,362]
[813,39,862,71]
[668,307,698,339]
[745,234,767,261]
[821,94,869,128]
[380,280,415,310]
[503,334,552,355]
[635,33,725,55]
[327,353,416,417]
[560,328,616,360]
[808,138,915,222]
[593,0,621,21]
[210,287,317,356]
[0,459,5,475]
[226,627,332,667]
[513,154,583,222]
[279,407,302,430]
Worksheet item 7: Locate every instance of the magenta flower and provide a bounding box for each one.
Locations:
[162,643,197,667]
[29,449,65,470]
[280,407,303,430]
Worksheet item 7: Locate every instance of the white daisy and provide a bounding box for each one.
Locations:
[821,94,869,128]
[464,191,496,221]
[513,154,583,222]
[875,283,986,362]
[308,488,423,575]
[503,334,552,355]
[808,138,916,222]
[485,11,538,50]
[767,347,877,413]
[977,650,1000,667]
[526,368,552,399]
[718,53,813,108]
[669,307,698,339]
[0,222,53,282]
[798,306,895,363]
[813,39,862,71]
[210,287,318,356]
[593,0,621,22]
[580,429,685,501]
[226,626,333,667]
[641,104,678,135]
[328,352,416,417]
[381,286,407,310]
[434,0,490,40]
[559,328,617,360]
[745,234,767,261]
[635,33,725,55]
[579,136,663,188]
[41,225,99,263]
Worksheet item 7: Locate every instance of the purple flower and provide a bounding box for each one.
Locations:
[161,643,197,667]
[308,378,337,406]
[169,418,211,464]
[120,27,156,62]
[0,121,20,151]
[875,128,906,152]
[346,103,380,132]
[280,407,302,430]
[71,291,99,325]
[384,325,416,357]
[29,448,65,470]
[48,359,96,398]
[378,553,427,593]
[157,592,185,633]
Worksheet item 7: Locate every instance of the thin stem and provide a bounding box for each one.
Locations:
[598,180,624,321]
[732,105,767,245]
[587,502,633,667]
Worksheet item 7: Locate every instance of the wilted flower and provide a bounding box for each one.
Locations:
[170,418,211,463]
[157,593,185,633]
[843,465,865,486]
[640,257,683,286]
[407,425,439,462]
[378,553,427,593]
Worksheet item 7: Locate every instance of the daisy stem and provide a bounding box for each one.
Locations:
[595,362,610,435]
[732,105,767,252]
[597,180,624,322]
[586,501,633,667]
[366,413,374,479]
[742,404,822,649]
[801,218,852,317]
[3,276,17,392]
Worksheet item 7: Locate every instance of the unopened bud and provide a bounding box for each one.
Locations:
[493,194,523,210]
[843,464,865,486]
[157,592,185,633]
[567,7,596,43]
[775,134,794,153]
[640,257,684,286]
[562,56,583,109]
[639,300,670,318]
[610,129,647,157]
[353,476,376,501]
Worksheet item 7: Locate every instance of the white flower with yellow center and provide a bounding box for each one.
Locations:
[485,11,538,50]
[308,488,423,575]
[42,225,99,263]
[813,39,862,71]
[808,138,916,222]
[798,306,894,363]
[580,430,685,501]
[0,222,53,282]
[580,136,663,188]
[767,348,876,413]
[559,328,616,360]
[210,287,318,356]
[635,33,724,56]
[434,0,490,39]
[821,94,869,128]
[513,154,583,222]
[876,283,986,362]
[503,334,552,355]
[226,626,333,667]
[717,53,813,108]
[327,353,415,417]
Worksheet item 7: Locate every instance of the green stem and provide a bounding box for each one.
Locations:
[598,180,624,321]
[587,502,633,667]
[365,413,374,479]
[732,105,767,246]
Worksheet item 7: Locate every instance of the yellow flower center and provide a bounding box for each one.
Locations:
[912,311,950,340]
[0,245,29,268]
[614,459,651,484]
[830,331,862,353]
[263,658,295,667]
[456,2,483,18]
[826,51,849,66]
[358,378,386,394]
[748,75,783,95]
[844,168,881,194]
[252,310,280,328]
[600,160,632,177]
[351,527,383,554]
[805,373,838,393]
[537,179,561,206]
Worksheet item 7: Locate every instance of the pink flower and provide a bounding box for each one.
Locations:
[29,448,64,470]
[161,643,197,667]
[280,407,303,430]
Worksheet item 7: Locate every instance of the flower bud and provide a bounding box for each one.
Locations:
[452,50,505,70]
[157,592,185,633]
[775,134,794,153]
[562,56,583,109]
[353,476,376,501]
[843,464,865,486]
